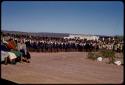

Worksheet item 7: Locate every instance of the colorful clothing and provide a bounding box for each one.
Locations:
[8,52,17,60]
[11,51,22,58]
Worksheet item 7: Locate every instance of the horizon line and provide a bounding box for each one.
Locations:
[1,29,123,37]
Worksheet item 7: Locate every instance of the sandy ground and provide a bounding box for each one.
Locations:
[1,52,124,84]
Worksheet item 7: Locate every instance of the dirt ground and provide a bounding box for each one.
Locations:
[1,52,124,84]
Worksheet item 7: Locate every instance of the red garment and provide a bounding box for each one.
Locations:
[7,40,16,49]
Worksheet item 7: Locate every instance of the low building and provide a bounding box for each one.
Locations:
[64,34,99,40]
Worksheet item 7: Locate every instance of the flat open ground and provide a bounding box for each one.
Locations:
[1,52,123,84]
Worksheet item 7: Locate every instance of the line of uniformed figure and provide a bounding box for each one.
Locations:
[2,33,124,53]
[25,40,99,52]
[25,40,123,53]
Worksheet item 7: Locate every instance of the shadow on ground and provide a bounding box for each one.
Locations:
[1,78,18,85]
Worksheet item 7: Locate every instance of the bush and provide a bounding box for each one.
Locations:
[100,50,115,64]
[87,52,98,60]
[87,50,116,64]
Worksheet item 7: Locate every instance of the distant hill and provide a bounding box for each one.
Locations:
[2,30,69,38]
[2,30,118,38]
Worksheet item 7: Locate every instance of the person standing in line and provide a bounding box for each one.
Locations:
[17,39,31,63]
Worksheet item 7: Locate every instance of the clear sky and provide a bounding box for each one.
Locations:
[1,1,124,36]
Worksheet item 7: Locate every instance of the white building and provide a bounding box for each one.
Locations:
[64,34,99,40]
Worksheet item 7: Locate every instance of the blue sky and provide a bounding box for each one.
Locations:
[1,1,124,36]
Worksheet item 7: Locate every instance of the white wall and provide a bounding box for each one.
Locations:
[64,34,99,40]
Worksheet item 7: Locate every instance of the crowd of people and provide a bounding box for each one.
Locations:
[1,32,124,65]
[25,38,123,53]
[1,33,31,65]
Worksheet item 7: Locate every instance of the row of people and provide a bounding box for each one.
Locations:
[1,33,124,53]
[25,40,123,52]
[25,40,99,52]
